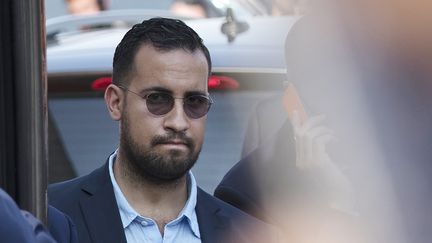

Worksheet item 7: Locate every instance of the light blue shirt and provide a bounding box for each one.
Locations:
[108,151,201,243]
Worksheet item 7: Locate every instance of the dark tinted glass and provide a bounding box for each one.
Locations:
[145,92,174,115]
[184,95,212,119]
[144,92,212,118]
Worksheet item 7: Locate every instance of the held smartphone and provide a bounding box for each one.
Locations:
[282,82,308,125]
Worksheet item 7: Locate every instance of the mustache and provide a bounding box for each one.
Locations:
[151,132,194,149]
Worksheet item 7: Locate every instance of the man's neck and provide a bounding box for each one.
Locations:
[113,153,188,234]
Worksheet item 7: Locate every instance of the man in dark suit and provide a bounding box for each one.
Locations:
[49,17,276,243]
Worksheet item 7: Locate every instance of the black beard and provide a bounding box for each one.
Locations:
[120,110,200,185]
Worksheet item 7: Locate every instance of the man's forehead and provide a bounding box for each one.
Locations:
[132,45,207,74]
[125,43,209,94]
[134,71,208,92]
[134,43,207,63]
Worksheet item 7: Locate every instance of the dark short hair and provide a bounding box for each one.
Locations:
[112,17,212,87]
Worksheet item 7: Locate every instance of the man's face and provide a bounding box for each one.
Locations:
[119,45,209,182]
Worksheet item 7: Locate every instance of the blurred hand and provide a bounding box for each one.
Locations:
[292,111,357,214]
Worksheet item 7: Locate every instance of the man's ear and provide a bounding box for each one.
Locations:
[105,84,124,121]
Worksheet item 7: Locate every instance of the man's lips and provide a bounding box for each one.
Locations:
[157,140,190,148]
[152,134,194,149]
[161,140,187,145]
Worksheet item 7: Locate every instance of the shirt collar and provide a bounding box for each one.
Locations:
[108,150,200,238]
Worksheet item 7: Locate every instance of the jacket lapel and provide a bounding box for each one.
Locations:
[76,164,233,243]
[196,188,231,243]
[79,162,127,243]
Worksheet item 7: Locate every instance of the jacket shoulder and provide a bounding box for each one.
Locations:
[49,173,90,203]
[214,152,267,221]
[47,164,110,243]
[49,163,107,202]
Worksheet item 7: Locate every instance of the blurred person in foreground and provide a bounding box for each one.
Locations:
[216,0,432,242]
[336,1,432,243]
[49,17,277,243]
[215,16,367,243]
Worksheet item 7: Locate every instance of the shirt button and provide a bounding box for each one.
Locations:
[140,221,147,226]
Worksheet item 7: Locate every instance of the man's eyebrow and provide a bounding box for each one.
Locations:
[139,87,208,97]
[139,87,173,94]
[185,91,209,97]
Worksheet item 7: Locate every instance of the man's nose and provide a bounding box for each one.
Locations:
[163,100,190,133]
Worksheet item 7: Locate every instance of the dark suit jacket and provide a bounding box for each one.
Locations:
[241,94,287,158]
[49,160,277,243]
[215,120,308,223]
[48,206,78,243]
[0,188,76,243]
[215,118,338,223]
[0,188,55,243]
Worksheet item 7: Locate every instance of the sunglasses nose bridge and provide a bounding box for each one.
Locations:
[162,97,190,132]
[167,97,188,117]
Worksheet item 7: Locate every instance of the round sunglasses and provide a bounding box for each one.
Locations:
[118,85,213,119]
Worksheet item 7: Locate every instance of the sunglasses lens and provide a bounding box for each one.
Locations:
[146,92,174,115]
[144,92,212,118]
[184,95,212,119]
